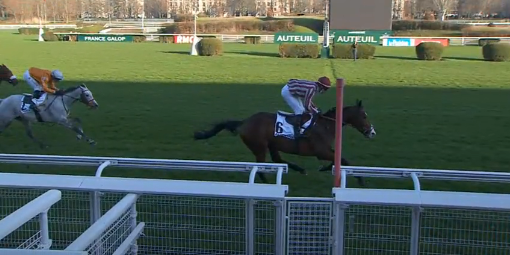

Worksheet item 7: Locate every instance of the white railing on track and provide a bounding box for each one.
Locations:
[332,165,510,188]
[0,153,288,184]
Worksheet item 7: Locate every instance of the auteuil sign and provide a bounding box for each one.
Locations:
[274,33,319,43]
[333,30,392,45]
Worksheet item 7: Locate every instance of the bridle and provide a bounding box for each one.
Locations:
[46,86,95,114]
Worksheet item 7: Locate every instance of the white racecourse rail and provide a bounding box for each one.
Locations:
[1,154,510,254]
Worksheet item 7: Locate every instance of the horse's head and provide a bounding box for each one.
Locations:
[322,100,376,139]
[65,84,99,109]
[0,64,18,86]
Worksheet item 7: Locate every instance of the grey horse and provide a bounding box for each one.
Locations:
[0,83,99,148]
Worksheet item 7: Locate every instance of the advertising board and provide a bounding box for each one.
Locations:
[274,32,319,44]
[174,35,196,43]
[333,30,391,45]
[77,35,133,42]
[383,38,414,46]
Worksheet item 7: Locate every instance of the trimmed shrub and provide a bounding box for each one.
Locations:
[244,36,261,44]
[42,32,59,42]
[415,42,444,60]
[278,43,320,58]
[199,35,217,39]
[331,44,376,59]
[482,43,510,62]
[479,38,501,46]
[133,35,146,43]
[18,28,44,35]
[159,35,173,43]
[197,38,223,56]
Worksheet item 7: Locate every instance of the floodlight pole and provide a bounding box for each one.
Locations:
[321,0,330,58]
[190,5,199,56]
[141,0,145,32]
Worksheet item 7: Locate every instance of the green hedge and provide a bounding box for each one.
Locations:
[415,42,444,60]
[482,43,510,62]
[42,32,59,41]
[244,36,261,44]
[159,35,173,43]
[197,38,223,56]
[160,20,294,34]
[133,35,146,43]
[479,38,501,46]
[331,44,376,59]
[278,44,320,58]
[392,20,468,31]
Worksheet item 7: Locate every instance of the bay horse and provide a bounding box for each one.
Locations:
[193,100,376,184]
[0,64,19,86]
[0,84,99,148]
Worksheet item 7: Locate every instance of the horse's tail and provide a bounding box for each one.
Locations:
[193,120,244,140]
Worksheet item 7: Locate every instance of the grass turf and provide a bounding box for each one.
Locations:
[1,32,510,197]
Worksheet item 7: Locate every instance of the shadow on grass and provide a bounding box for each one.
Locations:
[375,55,418,60]
[1,80,510,192]
[160,50,190,55]
[229,51,279,57]
[442,56,484,61]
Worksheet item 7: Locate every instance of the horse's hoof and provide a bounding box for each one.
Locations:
[300,170,308,175]
[76,135,82,140]
[89,140,97,146]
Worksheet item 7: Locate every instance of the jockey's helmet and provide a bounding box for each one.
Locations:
[51,70,64,81]
[317,76,331,90]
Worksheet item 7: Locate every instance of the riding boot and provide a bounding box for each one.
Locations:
[293,115,303,139]
[31,90,42,112]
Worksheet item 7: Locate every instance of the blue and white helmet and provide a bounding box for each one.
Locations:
[51,70,64,81]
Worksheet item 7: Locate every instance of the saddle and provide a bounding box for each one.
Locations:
[277,111,311,127]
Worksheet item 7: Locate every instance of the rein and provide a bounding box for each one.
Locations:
[43,88,85,114]
[319,114,346,126]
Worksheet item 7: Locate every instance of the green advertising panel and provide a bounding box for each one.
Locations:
[77,34,134,42]
[274,32,319,44]
[332,30,392,45]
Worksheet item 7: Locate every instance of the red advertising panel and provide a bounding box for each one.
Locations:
[414,38,449,46]
[173,35,195,44]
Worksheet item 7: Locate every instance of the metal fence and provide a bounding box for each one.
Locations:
[1,154,510,254]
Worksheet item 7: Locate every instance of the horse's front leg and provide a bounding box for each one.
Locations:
[71,117,84,140]
[58,118,96,145]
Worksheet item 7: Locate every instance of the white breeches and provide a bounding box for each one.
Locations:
[281,85,305,114]
[23,70,43,91]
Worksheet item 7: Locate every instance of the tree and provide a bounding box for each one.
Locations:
[431,0,456,20]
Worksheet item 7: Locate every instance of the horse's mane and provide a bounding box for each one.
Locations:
[323,107,336,116]
[63,86,80,93]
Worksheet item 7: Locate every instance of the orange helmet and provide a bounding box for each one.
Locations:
[317,76,331,89]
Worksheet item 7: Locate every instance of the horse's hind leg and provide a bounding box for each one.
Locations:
[19,119,48,149]
[268,145,307,175]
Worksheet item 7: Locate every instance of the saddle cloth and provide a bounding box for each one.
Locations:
[20,93,47,113]
[274,111,313,139]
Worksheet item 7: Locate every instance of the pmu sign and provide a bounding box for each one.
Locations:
[333,30,392,45]
[173,35,197,43]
